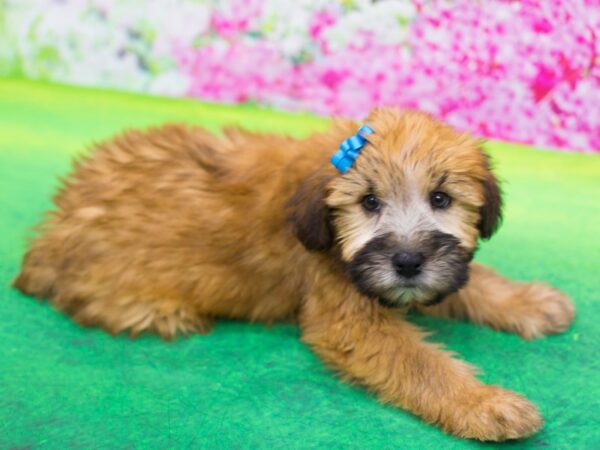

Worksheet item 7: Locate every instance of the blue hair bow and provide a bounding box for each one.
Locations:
[330,125,374,173]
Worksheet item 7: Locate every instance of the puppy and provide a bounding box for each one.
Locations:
[14,108,574,441]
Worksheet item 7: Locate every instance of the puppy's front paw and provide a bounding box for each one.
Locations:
[447,386,542,441]
[507,283,575,339]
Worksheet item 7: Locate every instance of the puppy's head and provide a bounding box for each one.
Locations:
[288,108,502,307]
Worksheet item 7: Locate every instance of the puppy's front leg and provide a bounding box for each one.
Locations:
[419,263,575,339]
[300,270,541,441]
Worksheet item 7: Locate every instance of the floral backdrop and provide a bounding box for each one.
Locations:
[2,0,600,152]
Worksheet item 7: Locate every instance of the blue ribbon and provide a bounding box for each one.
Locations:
[330,125,374,173]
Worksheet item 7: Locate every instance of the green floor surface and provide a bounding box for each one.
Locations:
[1,78,599,449]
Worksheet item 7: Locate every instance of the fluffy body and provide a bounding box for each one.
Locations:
[14,109,574,441]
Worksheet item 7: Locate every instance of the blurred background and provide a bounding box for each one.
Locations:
[2,0,600,153]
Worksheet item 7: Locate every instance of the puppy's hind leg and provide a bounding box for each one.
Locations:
[300,269,542,441]
[15,228,213,339]
[47,282,215,340]
[15,251,213,340]
[67,291,214,340]
[418,263,575,339]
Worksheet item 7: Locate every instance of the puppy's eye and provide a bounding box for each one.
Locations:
[430,191,452,210]
[361,194,381,213]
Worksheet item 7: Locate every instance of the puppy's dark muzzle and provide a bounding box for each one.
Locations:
[347,230,473,306]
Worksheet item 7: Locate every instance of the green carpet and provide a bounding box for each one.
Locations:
[1,78,599,449]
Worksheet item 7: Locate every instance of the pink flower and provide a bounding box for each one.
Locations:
[174,0,600,152]
[209,0,263,40]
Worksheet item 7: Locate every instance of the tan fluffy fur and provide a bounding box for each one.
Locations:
[14,108,574,441]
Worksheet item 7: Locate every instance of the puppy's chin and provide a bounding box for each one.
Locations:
[377,284,456,308]
[378,264,471,308]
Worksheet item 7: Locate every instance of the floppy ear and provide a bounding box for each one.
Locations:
[478,157,503,240]
[286,172,334,251]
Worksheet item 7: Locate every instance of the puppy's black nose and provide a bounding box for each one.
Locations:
[392,251,425,278]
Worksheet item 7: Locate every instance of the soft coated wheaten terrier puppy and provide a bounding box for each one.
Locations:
[15,108,574,441]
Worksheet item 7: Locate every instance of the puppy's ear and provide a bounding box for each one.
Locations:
[287,172,334,251]
[478,156,503,240]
